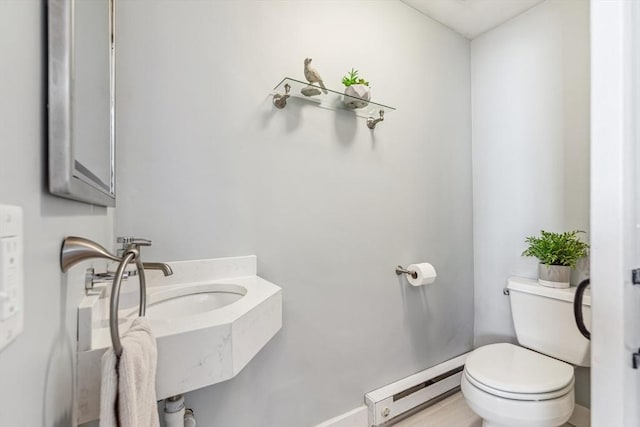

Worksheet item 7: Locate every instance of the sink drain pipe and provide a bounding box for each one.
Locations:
[184,408,196,427]
[164,395,196,427]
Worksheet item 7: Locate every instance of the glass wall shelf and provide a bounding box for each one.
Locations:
[272,77,395,129]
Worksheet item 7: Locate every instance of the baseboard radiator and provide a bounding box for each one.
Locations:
[365,352,469,426]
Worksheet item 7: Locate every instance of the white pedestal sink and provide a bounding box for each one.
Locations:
[75,255,282,424]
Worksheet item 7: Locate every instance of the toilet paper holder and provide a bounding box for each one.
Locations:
[395,265,418,280]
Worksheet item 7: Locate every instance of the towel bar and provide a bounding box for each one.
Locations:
[110,249,147,357]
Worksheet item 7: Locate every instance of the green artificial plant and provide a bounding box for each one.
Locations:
[341,68,369,87]
[521,230,589,267]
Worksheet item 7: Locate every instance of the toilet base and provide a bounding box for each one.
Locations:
[461,374,574,427]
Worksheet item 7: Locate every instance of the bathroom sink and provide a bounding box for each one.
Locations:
[132,283,247,319]
[75,255,282,424]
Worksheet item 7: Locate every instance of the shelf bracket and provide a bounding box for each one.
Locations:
[273,83,291,109]
[367,110,384,129]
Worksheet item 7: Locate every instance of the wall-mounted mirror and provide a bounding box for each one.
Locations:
[48,0,116,207]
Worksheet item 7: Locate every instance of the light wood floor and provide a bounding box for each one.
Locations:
[393,392,573,427]
[393,392,481,427]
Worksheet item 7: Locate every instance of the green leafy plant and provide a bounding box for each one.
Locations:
[341,68,369,87]
[522,230,589,267]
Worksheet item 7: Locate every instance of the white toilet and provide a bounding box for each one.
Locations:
[461,277,591,427]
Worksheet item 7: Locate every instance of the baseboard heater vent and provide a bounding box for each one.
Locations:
[365,352,469,426]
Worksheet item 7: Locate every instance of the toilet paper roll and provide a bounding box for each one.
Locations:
[407,263,437,286]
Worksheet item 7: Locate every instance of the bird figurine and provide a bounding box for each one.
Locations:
[303,58,328,94]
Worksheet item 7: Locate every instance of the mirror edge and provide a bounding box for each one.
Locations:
[48,0,116,207]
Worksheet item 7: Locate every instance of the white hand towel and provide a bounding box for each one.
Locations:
[100,317,160,427]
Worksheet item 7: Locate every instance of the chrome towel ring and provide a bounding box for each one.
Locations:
[60,236,173,358]
[110,249,147,357]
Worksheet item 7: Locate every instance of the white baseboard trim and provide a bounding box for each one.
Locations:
[314,406,368,427]
[569,404,590,427]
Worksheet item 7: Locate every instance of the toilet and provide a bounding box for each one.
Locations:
[461,277,591,427]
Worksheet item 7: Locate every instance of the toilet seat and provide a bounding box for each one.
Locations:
[464,343,574,401]
[464,370,574,401]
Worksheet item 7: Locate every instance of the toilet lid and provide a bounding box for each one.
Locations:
[465,343,574,394]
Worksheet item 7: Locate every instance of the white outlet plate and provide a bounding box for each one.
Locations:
[0,205,23,353]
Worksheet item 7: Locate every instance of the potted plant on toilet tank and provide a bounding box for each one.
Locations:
[342,67,371,109]
[521,230,589,288]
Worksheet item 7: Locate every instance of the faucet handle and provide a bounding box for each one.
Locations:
[117,236,152,256]
[117,236,152,247]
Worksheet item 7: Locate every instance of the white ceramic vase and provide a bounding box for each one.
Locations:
[343,84,371,109]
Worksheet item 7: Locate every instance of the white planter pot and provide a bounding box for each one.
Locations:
[538,264,571,288]
[343,84,371,109]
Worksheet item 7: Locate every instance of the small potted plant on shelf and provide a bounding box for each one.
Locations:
[342,68,371,109]
[521,230,589,288]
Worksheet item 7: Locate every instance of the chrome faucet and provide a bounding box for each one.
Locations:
[141,262,174,276]
[116,236,173,276]
[60,236,173,276]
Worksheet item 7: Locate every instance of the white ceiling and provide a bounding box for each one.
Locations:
[401,0,546,39]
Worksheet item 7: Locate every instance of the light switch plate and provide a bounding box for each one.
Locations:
[0,205,23,353]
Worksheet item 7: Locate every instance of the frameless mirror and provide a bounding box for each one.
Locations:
[48,0,116,206]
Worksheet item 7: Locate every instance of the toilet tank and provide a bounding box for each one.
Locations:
[507,276,591,367]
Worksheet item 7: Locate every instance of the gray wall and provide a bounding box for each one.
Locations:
[470,0,590,407]
[115,1,473,426]
[0,1,593,426]
[0,1,113,426]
